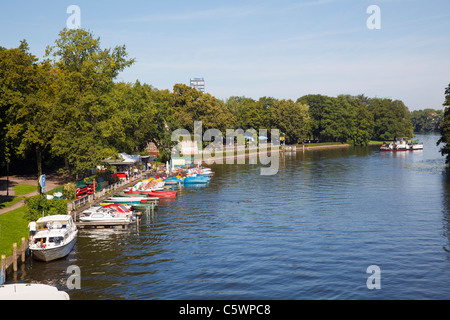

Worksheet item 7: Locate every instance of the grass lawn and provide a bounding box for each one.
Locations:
[13,184,38,196]
[0,206,29,257]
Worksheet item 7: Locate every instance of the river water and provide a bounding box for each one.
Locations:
[15,134,450,300]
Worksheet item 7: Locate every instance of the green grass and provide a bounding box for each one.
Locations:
[0,206,29,257]
[13,184,38,196]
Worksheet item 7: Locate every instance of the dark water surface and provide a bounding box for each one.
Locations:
[16,134,450,299]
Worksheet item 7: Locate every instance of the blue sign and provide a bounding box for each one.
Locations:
[39,174,46,193]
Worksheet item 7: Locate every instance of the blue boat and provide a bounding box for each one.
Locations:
[164,176,184,185]
[183,175,210,184]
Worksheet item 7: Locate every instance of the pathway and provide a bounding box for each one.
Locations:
[0,172,69,215]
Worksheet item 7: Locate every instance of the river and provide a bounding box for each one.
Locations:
[15,134,450,300]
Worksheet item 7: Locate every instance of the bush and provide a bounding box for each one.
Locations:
[24,195,68,221]
[64,182,76,201]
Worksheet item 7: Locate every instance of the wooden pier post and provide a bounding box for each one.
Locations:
[12,243,17,272]
[21,237,26,263]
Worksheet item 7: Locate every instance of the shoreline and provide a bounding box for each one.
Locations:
[198,142,382,163]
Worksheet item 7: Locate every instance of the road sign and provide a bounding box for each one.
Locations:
[39,174,46,193]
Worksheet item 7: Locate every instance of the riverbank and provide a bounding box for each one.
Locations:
[199,141,383,163]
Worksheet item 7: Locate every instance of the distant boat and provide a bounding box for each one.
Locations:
[380,138,423,152]
[29,215,78,262]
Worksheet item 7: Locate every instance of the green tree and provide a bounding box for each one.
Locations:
[270,99,311,145]
[45,28,135,177]
[411,108,443,133]
[296,94,335,141]
[320,96,355,143]
[170,83,234,133]
[367,98,413,141]
[0,41,55,176]
[437,84,450,163]
[350,98,374,146]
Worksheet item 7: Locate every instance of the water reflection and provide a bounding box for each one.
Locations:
[442,167,450,253]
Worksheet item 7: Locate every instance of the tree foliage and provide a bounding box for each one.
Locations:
[411,108,443,133]
[438,84,450,163]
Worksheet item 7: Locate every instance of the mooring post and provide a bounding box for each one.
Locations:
[12,243,17,272]
[21,237,26,263]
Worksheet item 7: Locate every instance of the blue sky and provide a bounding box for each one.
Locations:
[1,0,449,110]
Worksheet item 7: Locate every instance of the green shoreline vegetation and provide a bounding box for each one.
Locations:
[0,27,449,259]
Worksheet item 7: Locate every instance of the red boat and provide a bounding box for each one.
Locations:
[140,190,177,195]
[144,190,177,194]
[145,192,177,198]
[122,190,143,194]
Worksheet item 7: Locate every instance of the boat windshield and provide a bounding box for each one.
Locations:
[48,237,64,245]
[33,237,46,245]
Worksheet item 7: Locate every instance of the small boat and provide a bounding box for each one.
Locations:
[145,192,177,198]
[0,284,70,300]
[164,176,184,184]
[80,204,136,223]
[410,139,423,150]
[184,175,211,184]
[29,215,78,262]
[187,167,214,177]
[104,197,158,204]
[141,190,177,196]
[114,192,151,197]
[121,190,145,195]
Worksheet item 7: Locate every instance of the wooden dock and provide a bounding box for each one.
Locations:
[75,220,134,229]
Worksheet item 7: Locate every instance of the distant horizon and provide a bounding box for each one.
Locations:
[1,0,449,111]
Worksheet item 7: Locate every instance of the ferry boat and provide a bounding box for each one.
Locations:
[29,215,78,262]
[380,138,423,152]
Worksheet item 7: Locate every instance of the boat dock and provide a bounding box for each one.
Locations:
[76,220,134,229]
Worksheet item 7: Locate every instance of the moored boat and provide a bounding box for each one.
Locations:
[141,190,177,195]
[0,284,70,300]
[104,196,157,204]
[184,175,211,184]
[80,204,136,223]
[29,215,78,262]
[145,192,177,198]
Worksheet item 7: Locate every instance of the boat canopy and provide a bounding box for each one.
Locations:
[36,215,72,224]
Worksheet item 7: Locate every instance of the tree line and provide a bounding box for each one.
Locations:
[1,28,427,178]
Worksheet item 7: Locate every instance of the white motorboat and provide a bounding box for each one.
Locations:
[0,283,70,300]
[80,204,135,223]
[29,215,78,262]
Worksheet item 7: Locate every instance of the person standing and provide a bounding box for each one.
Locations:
[28,219,37,240]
